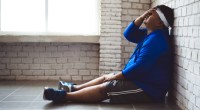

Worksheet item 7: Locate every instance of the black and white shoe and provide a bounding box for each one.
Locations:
[58,81,76,92]
[43,87,67,102]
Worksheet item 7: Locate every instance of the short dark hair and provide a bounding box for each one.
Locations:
[156,5,174,27]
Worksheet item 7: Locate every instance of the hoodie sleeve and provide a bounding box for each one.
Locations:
[123,21,147,43]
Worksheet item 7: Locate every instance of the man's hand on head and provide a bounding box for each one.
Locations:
[134,9,156,26]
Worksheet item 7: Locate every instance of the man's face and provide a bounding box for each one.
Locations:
[143,9,162,29]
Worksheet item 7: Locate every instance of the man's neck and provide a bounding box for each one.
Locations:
[147,26,164,35]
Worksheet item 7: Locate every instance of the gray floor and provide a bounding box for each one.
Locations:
[0,81,181,110]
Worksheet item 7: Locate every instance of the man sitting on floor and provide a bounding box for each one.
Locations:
[43,5,174,103]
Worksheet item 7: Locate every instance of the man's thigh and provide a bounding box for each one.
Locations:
[105,80,154,104]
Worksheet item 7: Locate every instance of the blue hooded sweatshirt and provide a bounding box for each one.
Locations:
[122,21,171,102]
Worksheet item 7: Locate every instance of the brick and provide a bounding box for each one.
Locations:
[192,50,198,61]
[187,101,194,110]
[83,76,94,81]
[57,58,67,64]
[187,92,195,104]
[59,76,71,81]
[128,9,140,15]
[186,71,195,83]
[29,52,39,57]
[23,46,33,52]
[79,70,90,75]
[184,17,189,26]
[193,62,200,75]
[188,82,194,93]
[183,27,188,36]
[32,70,44,76]
[68,69,78,75]
[7,46,22,51]
[22,58,33,64]
[68,57,79,63]
[44,58,56,64]
[87,52,98,57]
[189,15,194,26]
[11,70,22,75]
[18,52,28,57]
[132,3,143,9]
[87,63,99,69]
[0,76,15,80]
[41,64,51,69]
[63,63,74,69]
[102,4,121,8]
[75,51,87,57]
[196,97,200,108]
[100,49,121,54]
[193,85,200,97]
[74,63,86,69]
[143,4,150,10]
[90,58,99,63]
[7,64,18,69]
[40,52,51,57]
[63,52,74,57]
[193,27,199,37]
[186,48,192,59]
[34,58,44,63]
[194,106,200,110]
[129,0,139,2]
[192,2,198,14]
[0,70,10,75]
[72,76,82,81]
[51,64,62,69]
[176,91,184,104]
[29,64,40,69]
[45,70,56,76]
[195,75,200,86]
[0,64,6,69]
[6,52,17,57]
[0,58,9,63]
[56,70,67,76]
[182,7,187,16]
[122,2,131,8]
[34,46,45,52]
[46,46,57,51]
[187,5,192,15]
[90,70,99,75]
[198,50,200,63]
[184,37,189,48]
[110,0,122,3]
[177,76,187,89]
[188,61,194,73]
[58,46,69,51]
[140,0,150,3]
[18,64,29,69]
[22,70,33,76]
[80,57,90,63]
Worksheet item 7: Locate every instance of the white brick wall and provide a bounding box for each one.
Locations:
[100,0,122,74]
[0,43,99,81]
[121,0,150,68]
[152,0,200,110]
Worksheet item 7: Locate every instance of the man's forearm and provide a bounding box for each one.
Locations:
[134,17,144,27]
[114,72,125,80]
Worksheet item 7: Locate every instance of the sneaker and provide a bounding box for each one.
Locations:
[58,81,76,92]
[43,87,67,102]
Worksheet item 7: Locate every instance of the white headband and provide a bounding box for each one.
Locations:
[156,8,170,27]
